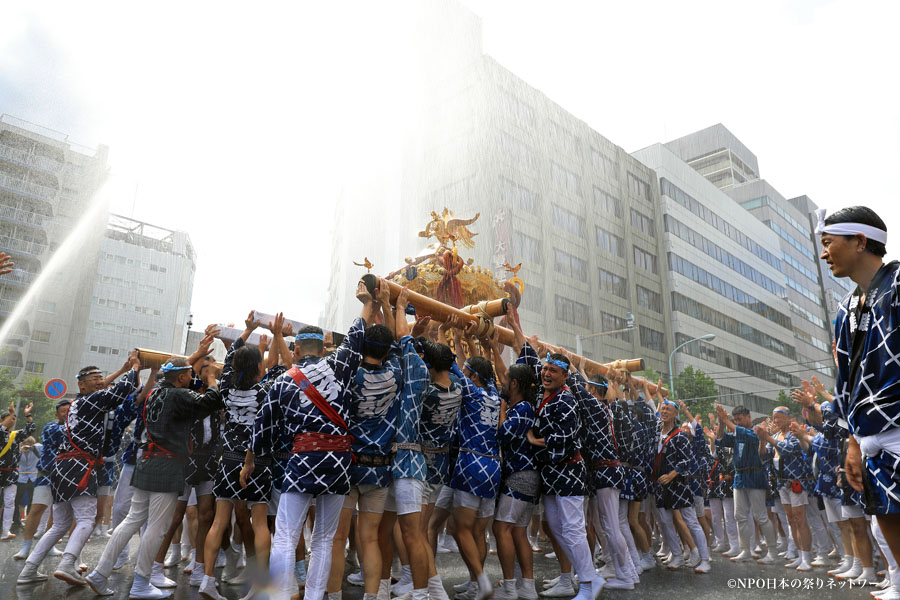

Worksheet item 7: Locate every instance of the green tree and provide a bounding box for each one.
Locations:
[0,366,18,409]
[674,365,718,422]
[635,366,667,394]
[23,375,55,434]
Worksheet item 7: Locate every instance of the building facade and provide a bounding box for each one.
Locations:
[0,114,109,381]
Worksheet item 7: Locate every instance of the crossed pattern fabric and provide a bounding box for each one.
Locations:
[348,347,401,487]
[419,374,462,485]
[51,371,139,503]
[621,398,658,501]
[517,342,586,497]
[767,431,814,490]
[0,421,35,487]
[499,397,537,502]
[121,406,145,467]
[818,403,864,509]
[810,432,841,499]
[36,421,65,487]
[391,336,428,481]
[686,421,709,498]
[252,317,365,496]
[718,425,769,490]
[707,445,734,500]
[449,362,501,499]
[568,371,623,492]
[654,427,694,510]
[833,261,900,437]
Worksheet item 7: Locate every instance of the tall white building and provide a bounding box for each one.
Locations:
[83,214,196,375]
[0,114,109,381]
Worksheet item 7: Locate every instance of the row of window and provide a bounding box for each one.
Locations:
[793,327,831,353]
[92,320,160,338]
[668,253,793,330]
[501,177,539,215]
[633,246,657,274]
[675,333,799,388]
[102,252,169,273]
[664,214,786,298]
[31,330,50,343]
[553,248,588,281]
[598,268,628,299]
[551,161,582,198]
[90,344,121,355]
[550,121,581,157]
[591,149,618,182]
[555,294,591,328]
[639,325,665,352]
[661,178,783,272]
[741,196,810,237]
[551,204,584,237]
[25,360,43,374]
[671,292,796,359]
[599,311,631,341]
[787,299,827,329]
[785,276,822,306]
[98,274,164,294]
[630,208,655,235]
[627,172,651,202]
[782,251,820,284]
[766,220,816,262]
[93,296,162,316]
[594,188,622,218]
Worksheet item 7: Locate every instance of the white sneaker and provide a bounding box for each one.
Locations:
[828,558,853,576]
[190,567,206,587]
[723,547,741,557]
[198,577,225,600]
[730,550,753,562]
[796,559,813,572]
[596,564,615,579]
[603,578,634,590]
[837,563,863,580]
[666,554,685,570]
[2,530,17,541]
[348,571,365,586]
[544,551,557,559]
[540,580,576,597]
[454,582,472,593]
[694,560,711,574]
[17,564,49,584]
[710,543,728,553]
[786,556,803,569]
[183,558,195,574]
[13,546,30,560]
[640,554,656,570]
[851,570,880,586]
[811,555,830,567]
[685,550,701,568]
[86,571,115,596]
[757,552,776,565]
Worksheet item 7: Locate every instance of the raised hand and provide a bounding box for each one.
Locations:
[0,252,14,276]
[375,278,392,306]
[127,348,141,371]
[204,323,220,337]
[197,334,215,356]
[270,312,286,338]
[411,315,431,338]
[257,334,270,354]
[23,402,32,417]
[244,310,261,332]
[811,376,827,397]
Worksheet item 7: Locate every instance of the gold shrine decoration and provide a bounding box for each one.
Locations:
[417,208,480,251]
[360,275,664,395]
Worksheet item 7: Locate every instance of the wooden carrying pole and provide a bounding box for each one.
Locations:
[361,275,665,395]
[136,349,223,375]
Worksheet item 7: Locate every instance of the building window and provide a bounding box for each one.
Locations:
[639,326,665,352]
[555,295,591,327]
[521,285,544,313]
[595,227,624,257]
[599,311,631,341]
[636,285,661,312]
[31,330,51,343]
[500,177,539,214]
[591,149,617,181]
[550,121,581,157]
[24,361,44,374]
[633,246,657,273]
[551,204,584,237]
[499,131,538,172]
[627,172,651,201]
[630,208,655,235]
[598,268,628,299]
[513,231,543,264]
[593,187,622,218]
[553,248,588,281]
[37,301,56,313]
[550,162,582,197]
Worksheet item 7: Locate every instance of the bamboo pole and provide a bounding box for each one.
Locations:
[136,349,223,376]
[361,275,666,395]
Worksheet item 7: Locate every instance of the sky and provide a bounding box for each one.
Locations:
[1,0,898,330]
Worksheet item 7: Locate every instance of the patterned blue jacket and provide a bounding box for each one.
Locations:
[766,431,814,491]
[252,318,364,496]
[391,336,428,481]
[448,362,501,499]
[36,420,65,486]
[569,371,623,492]
[419,374,462,485]
[809,431,841,499]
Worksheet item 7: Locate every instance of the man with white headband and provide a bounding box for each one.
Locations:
[818,205,900,599]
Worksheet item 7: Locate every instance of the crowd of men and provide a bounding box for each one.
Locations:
[0,205,898,600]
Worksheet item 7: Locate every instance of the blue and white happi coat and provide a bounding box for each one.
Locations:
[654,425,694,510]
[36,421,65,487]
[349,346,401,488]
[498,398,537,502]
[0,420,35,487]
[809,431,841,499]
[819,401,864,508]
[52,370,139,503]
[448,362,501,499]
[833,261,900,513]
[419,375,462,486]
[252,317,365,496]
[517,342,586,497]
[766,431,814,492]
[568,371,623,493]
[621,397,659,501]
[391,336,428,482]
[96,392,141,488]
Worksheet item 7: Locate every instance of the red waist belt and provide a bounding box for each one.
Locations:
[291,432,354,454]
[566,451,583,464]
[141,444,187,462]
[55,450,101,492]
[592,459,622,468]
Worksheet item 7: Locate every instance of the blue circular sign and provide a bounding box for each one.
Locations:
[45,378,67,400]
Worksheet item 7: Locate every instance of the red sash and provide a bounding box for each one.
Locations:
[537,386,567,415]
[652,429,681,478]
[286,367,354,459]
[287,366,349,432]
[141,389,191,462]
[707,459,720,488]
[60,399,101,492]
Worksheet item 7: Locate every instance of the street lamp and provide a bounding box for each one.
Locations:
[575,312,634,357]
[668,333,716,400]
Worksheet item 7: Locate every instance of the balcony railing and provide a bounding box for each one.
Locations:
[0,297,19,314]
[0,234,47,257]
[0,142,64,173]
[1,269,37,287]
[0,171,58,202]
[0,204,49,228]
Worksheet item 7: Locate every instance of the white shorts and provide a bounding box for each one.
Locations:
[435,485,454,511]
[97,485,112,496]
[344,484,389,514]
[385,478,425,515]
[268,489,281,517]
[822,496,845,523]
[778,487,809,507]
[424,482,443,505]
[453,489,494,519]
[841,503,864,520]
[495,494,535,527]
[178,481,213,503]
[32,484,52,506]
[693,495,705,518]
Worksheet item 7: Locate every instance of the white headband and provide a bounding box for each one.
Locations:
[815,208,887,245]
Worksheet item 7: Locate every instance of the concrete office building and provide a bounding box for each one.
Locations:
[633,144,801,414]
[0,114,109,381]
[83,214,196,375]
[662,124,837,396]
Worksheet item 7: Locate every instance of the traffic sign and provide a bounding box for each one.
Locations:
[45,379,67,400]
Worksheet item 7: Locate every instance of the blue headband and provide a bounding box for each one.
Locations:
[296,333,324,341]
[662,399,678,408]
[364,338,391,348]
[77,369,102,380]
[160,362,191,374]
[544,354,569,371]
[773,409,790,416]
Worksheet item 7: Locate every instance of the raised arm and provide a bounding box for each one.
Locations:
[484,329,508,384]
[375,281,396,339]
[504,303,526,355]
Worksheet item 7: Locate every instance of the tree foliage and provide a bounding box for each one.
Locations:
[675,365,718,422]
